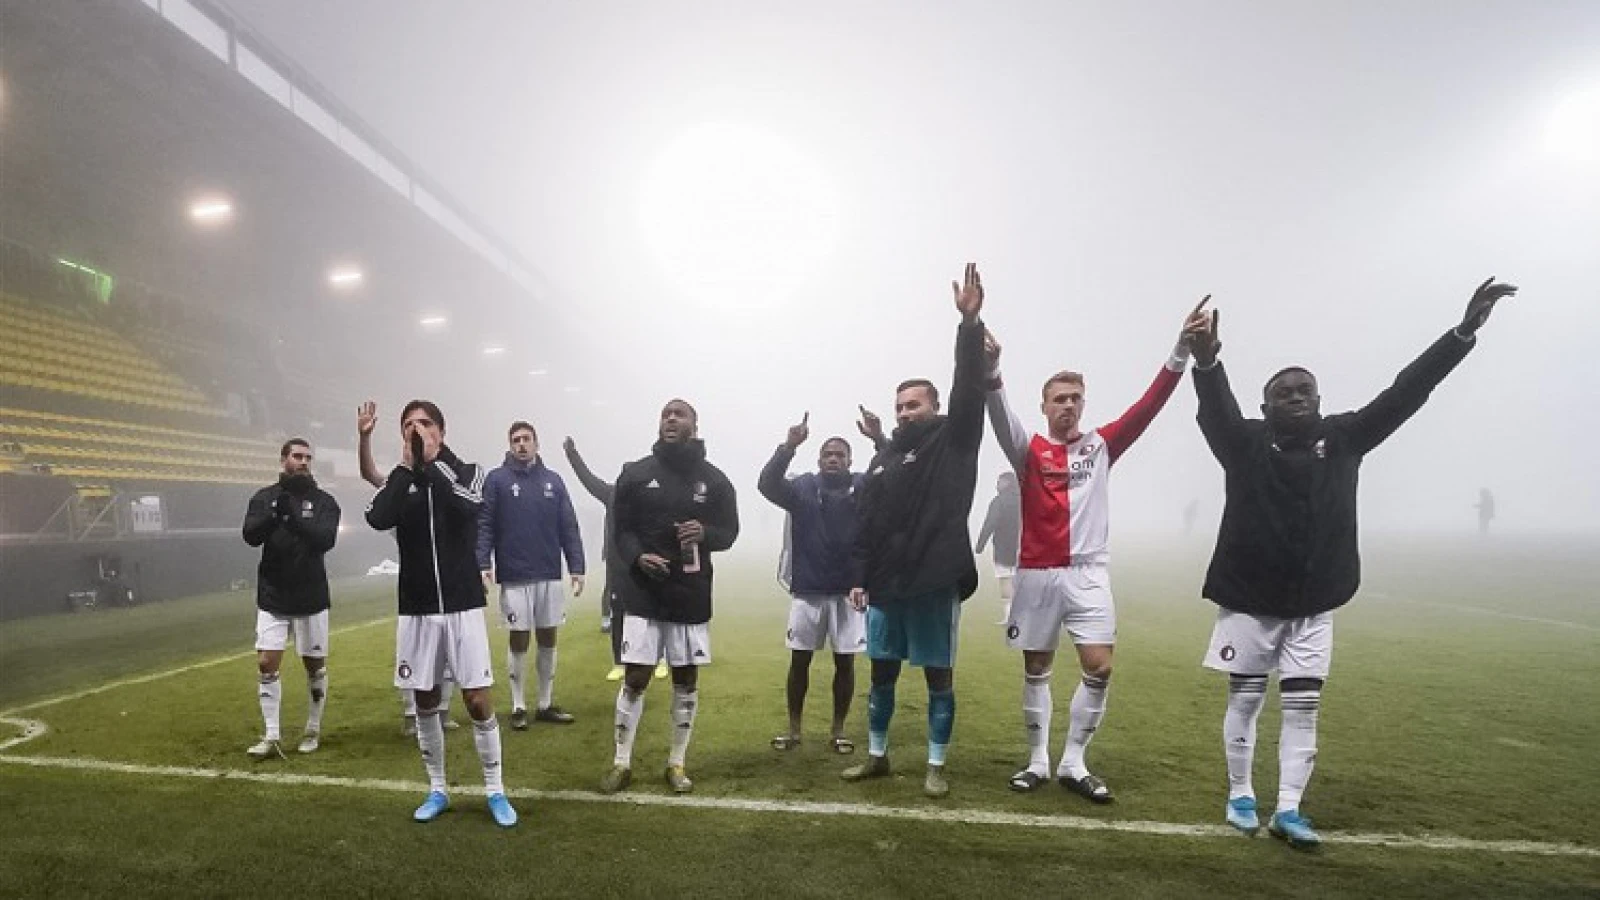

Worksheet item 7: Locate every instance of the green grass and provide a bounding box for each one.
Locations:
[2,539,1597,898]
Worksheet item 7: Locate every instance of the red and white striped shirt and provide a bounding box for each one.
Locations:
[987,346,1187,569]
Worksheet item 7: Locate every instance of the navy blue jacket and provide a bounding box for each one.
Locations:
[476,454,586,583]
[759,446,866,596]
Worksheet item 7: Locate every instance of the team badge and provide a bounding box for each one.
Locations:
[1219,645,1236,662]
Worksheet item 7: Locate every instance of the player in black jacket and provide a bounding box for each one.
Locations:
[601,399,738,795]
[365,400,517,828]
[841,263,987,799]
[242,438,339,759]
[1184,277,1517,848]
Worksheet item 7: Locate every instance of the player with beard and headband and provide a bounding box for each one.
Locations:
[602,399,739,795]
[840,263,987,799]
[242,438,340,759]
[983,300,1204,801]
[365,400,517,827]
[1184,277,1517,848]
[759,409,885,755]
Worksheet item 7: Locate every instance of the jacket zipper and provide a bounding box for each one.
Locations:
[426,478,445,614]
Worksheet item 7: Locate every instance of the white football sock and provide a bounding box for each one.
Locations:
[507,649,528,712]
[1022,671,1053,775]
[1058,672,1109,780]
[614,686,644,767]
[668,687,698,767]
[473,715,505,795]
[304,667,327,734]
[536,646,557,710]
[1225,675,1267,799]
[415,709,447,793]
[1278,688,1321,812]
[258,672,281,741]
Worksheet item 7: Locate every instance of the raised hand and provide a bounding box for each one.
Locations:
[1459,276,1518,336]
[856,405,884,444]
[784,412,810,450]
[953,262,984,321]
[1181,295,1212,340]
[1183,298,1221,367]
[357,401,377,437]
[562,436,577,455]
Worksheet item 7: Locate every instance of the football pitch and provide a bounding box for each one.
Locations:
[1,537,1596,899]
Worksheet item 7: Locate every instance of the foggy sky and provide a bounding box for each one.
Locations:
[222,0,1600,543]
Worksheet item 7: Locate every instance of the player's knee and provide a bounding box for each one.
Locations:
[1279,677,1324,693]
[1081,663,1112,684]
[1023,654,1053,677]
[670,667,698,691]
[832,653,854,671]
[790,649,815,670]
[535,627,557,649]
[869,660,901,687]
[924,667,953,692]
[623,668,652,693]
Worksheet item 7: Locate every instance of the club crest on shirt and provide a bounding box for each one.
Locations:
[511,483,521,498]
[693,481,707,503]
[544,481,555,498]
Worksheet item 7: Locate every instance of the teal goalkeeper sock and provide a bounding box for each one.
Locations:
[867,682,896,756]
[927,689,955,766]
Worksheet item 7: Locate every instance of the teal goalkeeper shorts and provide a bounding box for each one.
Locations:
[866,589,962,668]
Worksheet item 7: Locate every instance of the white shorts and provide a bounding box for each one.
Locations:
[394,608,495,690]
[993,562,1016,580]
[786,595,867,654]
[1202,609,1333,679]
[621,615,710,668]
[1006,565,1116,651]
[255,609,329,657]
[498,580,566,631]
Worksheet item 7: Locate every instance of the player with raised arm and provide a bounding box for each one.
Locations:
[1184,277,1517,848]
[358,400,456,733]
[365,400,516,827]
[984,300,1203,801]
[565,436,670,683]
[758,409,884,754]
[242,439,340,758]
[840,263,987,799]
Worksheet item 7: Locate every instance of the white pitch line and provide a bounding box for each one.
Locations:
[1367,591,1600,633]
[0,751,1594,859]
[0,617,391,716]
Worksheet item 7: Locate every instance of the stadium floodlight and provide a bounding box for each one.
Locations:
[418,315,448,328]
[528,368,548,376]
[328,266,364,288]
[189,197,233,223]
[482,345,506,356]
[562,386,581,394]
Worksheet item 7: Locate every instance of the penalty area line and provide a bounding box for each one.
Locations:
[0,752,1593,859]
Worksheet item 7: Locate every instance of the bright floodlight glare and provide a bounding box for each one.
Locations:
[419,315,448,328]
[482,345,506,355]
[1546,84,1600,163]
[562,386,581,394]
[189,198,233,222]
[639,123,839,309]
[528,368,549,376]
[328,266,363,287]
